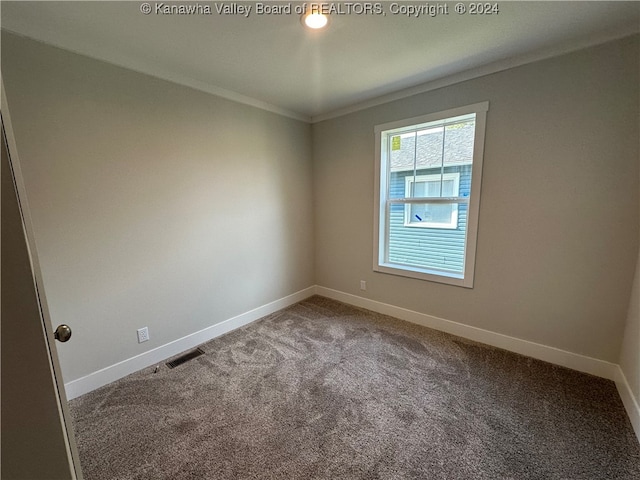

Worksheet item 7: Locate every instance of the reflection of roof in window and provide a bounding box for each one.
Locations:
[390,122,475,171]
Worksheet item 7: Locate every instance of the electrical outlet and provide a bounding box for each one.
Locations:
[360,280,367,291]
[137,327,150,343]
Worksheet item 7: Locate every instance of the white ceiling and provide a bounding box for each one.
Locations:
[2,1,639,122]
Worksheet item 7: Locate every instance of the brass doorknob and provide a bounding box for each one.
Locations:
[54,324,72,342]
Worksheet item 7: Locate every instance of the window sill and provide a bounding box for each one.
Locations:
[374,262,473,288]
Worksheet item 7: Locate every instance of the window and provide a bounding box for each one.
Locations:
[374,102,488,288]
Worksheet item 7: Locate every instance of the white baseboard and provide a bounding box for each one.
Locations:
[66,283,638,444]
[315,286,620,381]
[64,286,316,400]
[314,287,640,442]
[615,368,640,443]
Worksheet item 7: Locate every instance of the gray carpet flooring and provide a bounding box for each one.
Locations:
[69,296,640,479]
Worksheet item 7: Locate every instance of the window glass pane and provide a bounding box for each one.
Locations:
[389,170,406,199]
[388,202,464,274]
[389,132,419,200]
[443,121,475,166]
[389,132,419,172]
[410,203,456,224]
[416,126,444,171]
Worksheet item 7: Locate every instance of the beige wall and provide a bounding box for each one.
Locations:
[313,35,640,362]
[2,32,315,382]
[3,30,639,384]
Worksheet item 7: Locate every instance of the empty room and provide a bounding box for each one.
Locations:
[1,1,639,478]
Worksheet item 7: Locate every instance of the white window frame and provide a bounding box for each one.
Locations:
[373,102,488,288]
[404,172,460,229]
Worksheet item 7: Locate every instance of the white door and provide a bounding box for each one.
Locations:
[1,89,84,479]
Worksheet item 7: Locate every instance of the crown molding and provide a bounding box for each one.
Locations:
[311,25,640,123]
[4,23,638,125]
[1,29,312,123]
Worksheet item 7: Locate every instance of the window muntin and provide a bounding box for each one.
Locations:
[374,102,488,287]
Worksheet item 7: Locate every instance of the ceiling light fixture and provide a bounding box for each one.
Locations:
[302,12,329,30]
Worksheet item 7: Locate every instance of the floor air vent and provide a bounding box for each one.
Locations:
[166,348,205,369]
